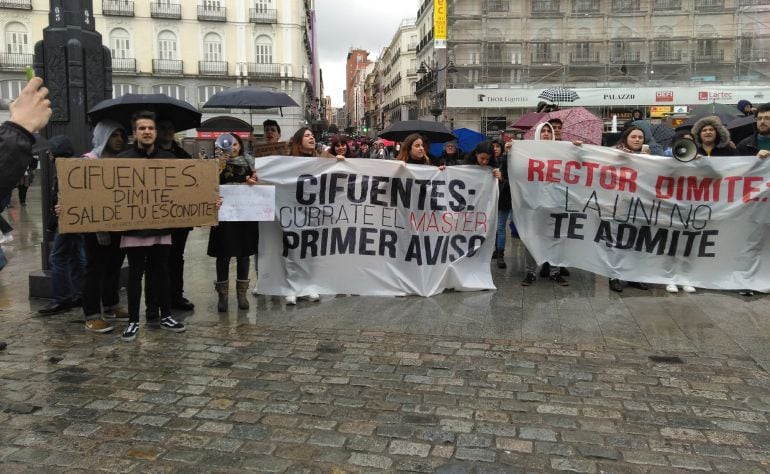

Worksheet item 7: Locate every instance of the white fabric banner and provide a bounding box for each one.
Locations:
[253,156,498,297]
[510,141,770,291]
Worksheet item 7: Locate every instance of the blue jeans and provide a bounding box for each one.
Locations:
[49,232,86,304]
[0,244,6,271]
[496,208,512,252]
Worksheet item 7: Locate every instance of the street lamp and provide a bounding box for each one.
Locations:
[417,60,457,121]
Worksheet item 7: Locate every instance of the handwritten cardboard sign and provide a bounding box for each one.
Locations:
[56,158,220,233]
[218,184,275,221]
[252,141,288,157]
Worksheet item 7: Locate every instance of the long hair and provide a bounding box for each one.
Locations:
[396,133,430,164]
[615,125,646,150]
[288,127,318,157]
[465,140,497,167]
[231,133,245,156]
[329,135,351,157]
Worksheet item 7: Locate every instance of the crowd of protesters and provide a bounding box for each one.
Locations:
[4,92,770,346]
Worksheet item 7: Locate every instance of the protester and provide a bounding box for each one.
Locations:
[608,126,651,293]
[737,99,756,117]
[464,141,501,180]
[209,133,259,312]
[38,136,87,316]
[116,111,185,341]
[432,141,464,167]
[263,119,281,143]
[330,135,353,158]
[359,140,372,158]
[0,77,52,350]
[156,120,195,311]
[691,116,735,157]
[397,134,442,167]
[78,120,130,333]
[737,102,770,159]
[15,154,37,206]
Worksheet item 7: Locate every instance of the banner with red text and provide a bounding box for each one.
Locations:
[254,156,498,297]
[510,141,770,291]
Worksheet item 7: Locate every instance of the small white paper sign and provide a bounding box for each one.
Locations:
[218,184,275,221]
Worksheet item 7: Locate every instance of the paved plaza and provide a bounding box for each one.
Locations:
[1,185,769,472]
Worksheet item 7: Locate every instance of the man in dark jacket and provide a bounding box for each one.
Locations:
[0,77,52,351]
[155,120,195,311]
[737,102,770,159]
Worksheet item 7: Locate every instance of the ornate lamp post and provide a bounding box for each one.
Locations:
[416,60,457,122]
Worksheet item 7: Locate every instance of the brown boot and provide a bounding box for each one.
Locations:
[235,279,250,310]
[214,280,228,312]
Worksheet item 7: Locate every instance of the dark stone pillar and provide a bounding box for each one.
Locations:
[29,0,113,298]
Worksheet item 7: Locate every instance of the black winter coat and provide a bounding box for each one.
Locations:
[0,122,36,199]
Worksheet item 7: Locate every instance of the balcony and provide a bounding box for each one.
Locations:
[531,52,561,64]
[572,0,600,14]
[246,63,283,78]
[152,59,183,75]
[197,5,226,21]
[653,0,682,10]
[103,0,134,16]
[739,0,770,5]
[570,51,600,64]
[650,50,683,62]
[151,2,181,19]
[532,0,561,16]
[0,52,32,70]
[611,0,641,11]
[199,61,228,75]
[406,68,418,76]
[111,58,136,73]
[0,0,31,9]
[415,72,436,95]
[249,8,277,23]
[695,50,724,62]
[695,0,724,9]
[610,51,642,63]
[486,0,509,12]
[741,48,769,61]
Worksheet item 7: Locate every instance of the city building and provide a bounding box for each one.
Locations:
[0,0,320,139]
[407,0,770,134]
[344,47,369,131]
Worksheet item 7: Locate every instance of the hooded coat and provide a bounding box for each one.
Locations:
[83,120,126,158]
[691,116,735,157]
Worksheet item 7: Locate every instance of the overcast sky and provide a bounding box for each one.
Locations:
[315,0,419,108]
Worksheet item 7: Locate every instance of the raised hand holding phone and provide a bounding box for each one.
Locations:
[10,76,52,133]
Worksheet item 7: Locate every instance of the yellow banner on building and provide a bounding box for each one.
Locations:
[434,0,447,49]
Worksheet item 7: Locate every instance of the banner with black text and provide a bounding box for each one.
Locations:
[254,156,498,297]
[510,141,770,291]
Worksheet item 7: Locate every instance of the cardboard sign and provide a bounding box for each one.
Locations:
[218,184,275,221]
[56,158,220,233]
[252,141,288,157]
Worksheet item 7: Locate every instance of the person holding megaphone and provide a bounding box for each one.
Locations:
[691,116,735,158]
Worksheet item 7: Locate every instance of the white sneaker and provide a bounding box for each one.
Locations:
[285,295,297,305]
[665,284,679,293]
[682,285,696,293]
[251,285,259,295]
[0,233,12,244]
[306,292,320,302]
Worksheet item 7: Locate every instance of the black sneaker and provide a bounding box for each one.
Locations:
[521,272,536,286]
[160,316,186,333]
[121,322,139,342]
[559,267,570,277]
[550,274,569,286]
[539,262,551,278]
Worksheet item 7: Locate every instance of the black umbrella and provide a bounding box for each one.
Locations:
[88,93,202,132]
[202,87,299,114]
[378,120,456,143]
[676,112,736,130]
[727,115,756,144]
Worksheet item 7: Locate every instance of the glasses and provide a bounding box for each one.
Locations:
[756,115,770,122]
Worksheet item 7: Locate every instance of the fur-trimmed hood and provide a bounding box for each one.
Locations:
[692,116,731,149]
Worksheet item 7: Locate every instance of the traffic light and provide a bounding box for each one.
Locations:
[362,126,368,133]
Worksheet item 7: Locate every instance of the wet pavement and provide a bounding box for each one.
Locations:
[1,185,769,473]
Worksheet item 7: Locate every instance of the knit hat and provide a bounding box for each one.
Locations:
[737,100,753,114]
[48,135,75,158]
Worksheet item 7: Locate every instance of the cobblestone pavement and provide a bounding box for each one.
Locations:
[1,186,770,472]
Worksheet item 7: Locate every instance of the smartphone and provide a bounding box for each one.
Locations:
[641,144,650,154]
[26,66,35,81]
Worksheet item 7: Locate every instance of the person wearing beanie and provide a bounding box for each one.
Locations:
[737,100,755,117]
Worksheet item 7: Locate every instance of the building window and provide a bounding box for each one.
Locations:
[198,85,226,103]
[255,35,273,63]
[0,79,24,101]
[203,32,222,61]
[158,30,177,60]
[202,0,221,8]
[255,0,272,12]
[110,28,131,59]
[5,22,28,54]
[112,83,138,98]
[153,84,185,100]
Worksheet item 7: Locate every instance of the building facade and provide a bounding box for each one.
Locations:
[373,18,419,133]
[344,48,369,130]
[0,0,319,139]
[408,0,770,133]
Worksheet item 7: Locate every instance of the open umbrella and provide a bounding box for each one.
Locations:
[676,112,736,130]
[509,111,547,130]
[428,127,486,157]
[378,120,456,143]
[538,87,579,103]
[523,107,603,145]
[88,93,202,131]
[727,115,756,144]
[202,87,299,115]
[649,122,676,148]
